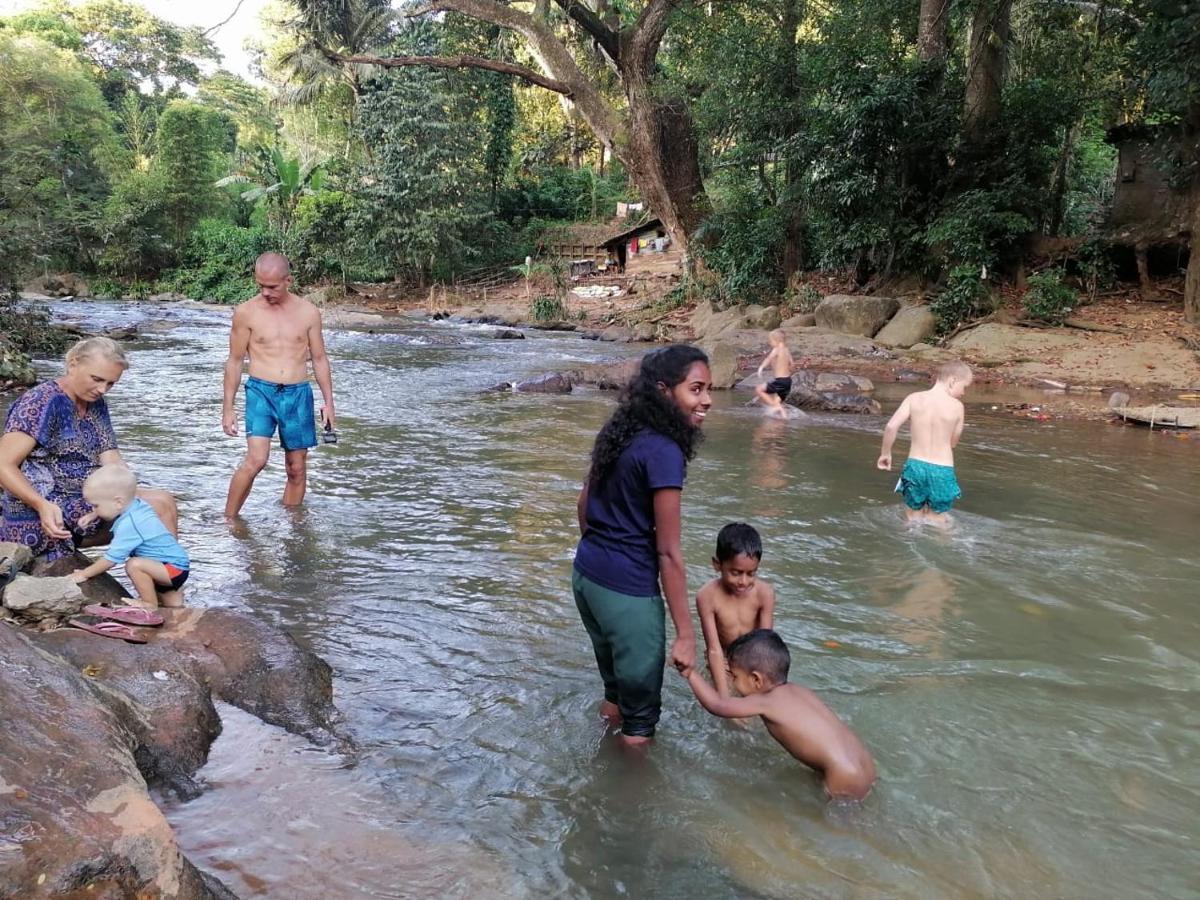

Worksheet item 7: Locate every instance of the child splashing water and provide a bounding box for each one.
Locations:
[573,345,713,747]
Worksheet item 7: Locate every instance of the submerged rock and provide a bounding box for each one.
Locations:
[514,372,573,394]
[492,328,526,340]
[786,388,882,415]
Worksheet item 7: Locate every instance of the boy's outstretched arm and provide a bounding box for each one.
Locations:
[696,591,732,696]
[683,669,764,719]
[877,396,912,470]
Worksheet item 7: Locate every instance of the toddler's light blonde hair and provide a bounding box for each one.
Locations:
[83,464,137,501]
[769,329,787,345]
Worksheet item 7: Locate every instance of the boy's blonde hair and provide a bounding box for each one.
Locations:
[769,329,786,344]
[83,463,137,500]
[936,360,972,383]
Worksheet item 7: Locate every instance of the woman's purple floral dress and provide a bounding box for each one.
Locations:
[1,381,117,560]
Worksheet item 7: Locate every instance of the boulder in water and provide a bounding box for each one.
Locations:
[492,328,526,340]
[874,305,936,348]
[514,372,573,394]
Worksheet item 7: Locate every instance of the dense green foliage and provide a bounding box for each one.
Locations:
[1023,270,1077,325]
[0,0,1194,324]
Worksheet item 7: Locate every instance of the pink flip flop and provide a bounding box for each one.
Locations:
[68,615,148,644]
[83,604,164,627]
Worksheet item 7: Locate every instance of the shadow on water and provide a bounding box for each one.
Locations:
[17,301,1200,899]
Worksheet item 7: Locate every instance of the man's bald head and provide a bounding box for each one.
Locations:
[254,252,293,304]
[255,252,291,277]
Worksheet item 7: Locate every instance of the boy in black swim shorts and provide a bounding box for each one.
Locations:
[754,330,795,419]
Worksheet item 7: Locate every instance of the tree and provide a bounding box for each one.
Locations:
[198,71,277,147]
[217,146,328,232]
[351,58,485,283]
[3,0,220,104]
[0,33,117,279]
[1130,0,1200,323]
[293,0,710,254]
[151,100,237,248]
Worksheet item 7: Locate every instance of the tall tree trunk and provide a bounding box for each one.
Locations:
[917,0,950,62]
[778,0,805,282]
[964,0,1012,141]
[1047,122,1080,235]
[1186,111,1200,323]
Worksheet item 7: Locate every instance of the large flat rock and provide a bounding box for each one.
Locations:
[0,623,236,899]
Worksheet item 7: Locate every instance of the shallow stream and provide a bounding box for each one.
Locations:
[19,300,1200,898]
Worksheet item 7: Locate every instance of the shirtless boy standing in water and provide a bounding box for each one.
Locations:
[697,523,776,698]
[876,360,972,526]
[754,330,795,419]
[222,253,335,518]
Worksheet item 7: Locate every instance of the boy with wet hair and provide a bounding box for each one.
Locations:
[754,330,795,419]
[876,359,973,526]
[679,629,877,800]
[71,464,190,608]
[696,523,776,698]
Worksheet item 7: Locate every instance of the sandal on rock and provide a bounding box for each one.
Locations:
[68,615,148,644]
[83,604,164,627]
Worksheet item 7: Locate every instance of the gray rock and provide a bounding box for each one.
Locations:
[1,574,85,623]
[1108,391,1131,409]
[493,328,526,339]
[786,388,882,415]
[0,541,34,574]
[514,372,573,394]
[599,325,635,342]
[104,325,139,341]
[757,305,783,332]
[569,358,640,390]
[633,322,657,342]
[813,372,875,393]
[22,273,91,298]
[783,313,817,328]
[702,342,740,389]
[30,550,131,606]
[149,291,190,302]
[874,305,937,348]
[814,295,900,337]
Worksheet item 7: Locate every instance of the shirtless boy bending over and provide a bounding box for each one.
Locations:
[876,360,972,527]
[697,522,776,698]
[222,253,335,518]
[680,629,876,800]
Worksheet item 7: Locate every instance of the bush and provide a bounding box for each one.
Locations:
[529,294,568,321]
[1023,269,1076,325]
[931,265,995,334]
[0,294,72,354]
[159,219,275,303]
[784,283,822,315]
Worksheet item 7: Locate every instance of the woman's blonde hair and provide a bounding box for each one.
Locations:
[65,336,129,370]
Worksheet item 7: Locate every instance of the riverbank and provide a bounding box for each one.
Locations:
[332,278,1200,427]
[13,281,1200,429]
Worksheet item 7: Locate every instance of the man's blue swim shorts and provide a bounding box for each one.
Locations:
[244,377,318,451]
[895,457,961,513]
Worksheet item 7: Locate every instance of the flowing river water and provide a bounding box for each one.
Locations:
[16,300,1200,898]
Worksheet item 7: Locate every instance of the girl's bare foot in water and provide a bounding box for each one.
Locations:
[599,700,622,725]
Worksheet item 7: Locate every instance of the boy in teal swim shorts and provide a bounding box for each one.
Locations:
[876,360,972,526]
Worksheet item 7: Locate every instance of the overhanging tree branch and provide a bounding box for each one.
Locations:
[324,49,574,94]
[553,0,621,63]
[628,0,677,71]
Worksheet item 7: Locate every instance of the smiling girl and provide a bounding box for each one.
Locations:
[572,345,713,746]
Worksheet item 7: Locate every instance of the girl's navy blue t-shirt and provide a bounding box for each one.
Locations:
[574,429,686,597]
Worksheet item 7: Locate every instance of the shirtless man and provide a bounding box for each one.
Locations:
[222,253,334,518]
[876,360,972,526]
[696,522,776,698]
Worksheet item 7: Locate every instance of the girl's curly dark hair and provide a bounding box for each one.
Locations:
[588,344,709,487]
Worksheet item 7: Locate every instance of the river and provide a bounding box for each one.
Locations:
[16,300,1200,899]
